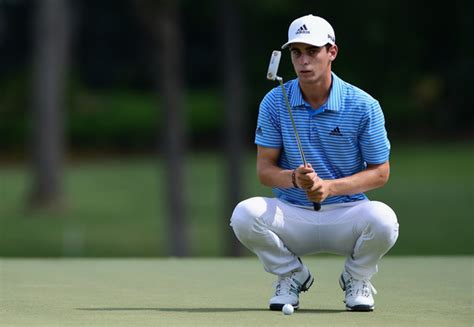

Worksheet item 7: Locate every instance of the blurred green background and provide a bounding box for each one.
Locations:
[0,0,472,257]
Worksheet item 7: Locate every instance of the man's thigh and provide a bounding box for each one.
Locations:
[261,199,374,256]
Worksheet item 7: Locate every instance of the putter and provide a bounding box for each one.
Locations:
[266,50,321,211]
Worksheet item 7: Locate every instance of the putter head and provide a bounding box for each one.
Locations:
[266,50,282,81]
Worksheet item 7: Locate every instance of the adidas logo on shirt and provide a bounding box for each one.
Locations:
[295,24,310,35]
[329,127,342,136]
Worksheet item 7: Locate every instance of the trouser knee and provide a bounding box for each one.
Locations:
[366,201,399,247]
[230,197,266,245]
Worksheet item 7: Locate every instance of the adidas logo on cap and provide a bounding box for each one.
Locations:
[295,24,310,35]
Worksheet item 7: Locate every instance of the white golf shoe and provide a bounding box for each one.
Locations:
[339,270,377,311]
[269,265,314,311]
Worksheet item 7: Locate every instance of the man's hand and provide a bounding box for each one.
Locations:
[295,164,331,203]
[294,164,316,190]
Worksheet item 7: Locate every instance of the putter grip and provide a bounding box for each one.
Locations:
[313,202,321,211]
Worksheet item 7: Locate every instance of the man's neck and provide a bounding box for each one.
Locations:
[299,72,332,110]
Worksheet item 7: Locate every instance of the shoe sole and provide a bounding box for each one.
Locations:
[268,273,314,311]
[346,305,374,312]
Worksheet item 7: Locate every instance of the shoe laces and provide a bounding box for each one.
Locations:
[273,273,302,297]
[345,276,377,297]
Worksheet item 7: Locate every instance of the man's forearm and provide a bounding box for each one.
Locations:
[258,165,294,189]
[327,163,389,196]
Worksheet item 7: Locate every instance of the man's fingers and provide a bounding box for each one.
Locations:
[299,167,315,175]
[306,185,324,202]
[306,190,322,202]
[298,173,315,187]
[295,163,318,191]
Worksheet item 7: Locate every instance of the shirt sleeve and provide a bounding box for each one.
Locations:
[255,90,282,148]
[358,100,391,164]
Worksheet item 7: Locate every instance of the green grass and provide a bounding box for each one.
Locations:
[0,257,472,326]
[0,143,473,256]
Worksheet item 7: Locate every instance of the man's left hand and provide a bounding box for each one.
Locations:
[306,178,331,203]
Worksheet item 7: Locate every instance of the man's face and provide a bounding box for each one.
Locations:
[289,43,336,84]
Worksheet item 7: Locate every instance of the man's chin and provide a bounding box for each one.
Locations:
[298,75,317,83]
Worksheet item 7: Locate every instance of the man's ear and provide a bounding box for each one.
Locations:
[329,45,338,61]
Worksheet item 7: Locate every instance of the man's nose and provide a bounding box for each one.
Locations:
[299,54,310,65]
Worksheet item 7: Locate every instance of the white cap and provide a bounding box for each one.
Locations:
[281,14,336,49]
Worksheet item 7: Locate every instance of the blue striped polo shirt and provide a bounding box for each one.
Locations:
[255,72,390,207]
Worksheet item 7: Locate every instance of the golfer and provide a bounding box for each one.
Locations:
[230,14,399,312]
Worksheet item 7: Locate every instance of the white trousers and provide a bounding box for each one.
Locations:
[230,197,399,280]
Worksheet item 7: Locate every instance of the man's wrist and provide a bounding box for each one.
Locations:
[291,169,299,188]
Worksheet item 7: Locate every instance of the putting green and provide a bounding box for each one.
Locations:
[0,256,472,326]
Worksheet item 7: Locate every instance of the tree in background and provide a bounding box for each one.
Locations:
[135,0,189,256]
[29,0,72,210]
[218,0,246,256]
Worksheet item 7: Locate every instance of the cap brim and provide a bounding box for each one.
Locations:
[281,38,332,49]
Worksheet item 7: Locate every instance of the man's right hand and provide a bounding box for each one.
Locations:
[295,164,328,204]
[295,164,318,190]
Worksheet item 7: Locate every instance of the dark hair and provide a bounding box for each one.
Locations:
[288,44,333,52]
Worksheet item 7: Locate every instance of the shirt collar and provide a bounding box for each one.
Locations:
[289,72,343,111]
